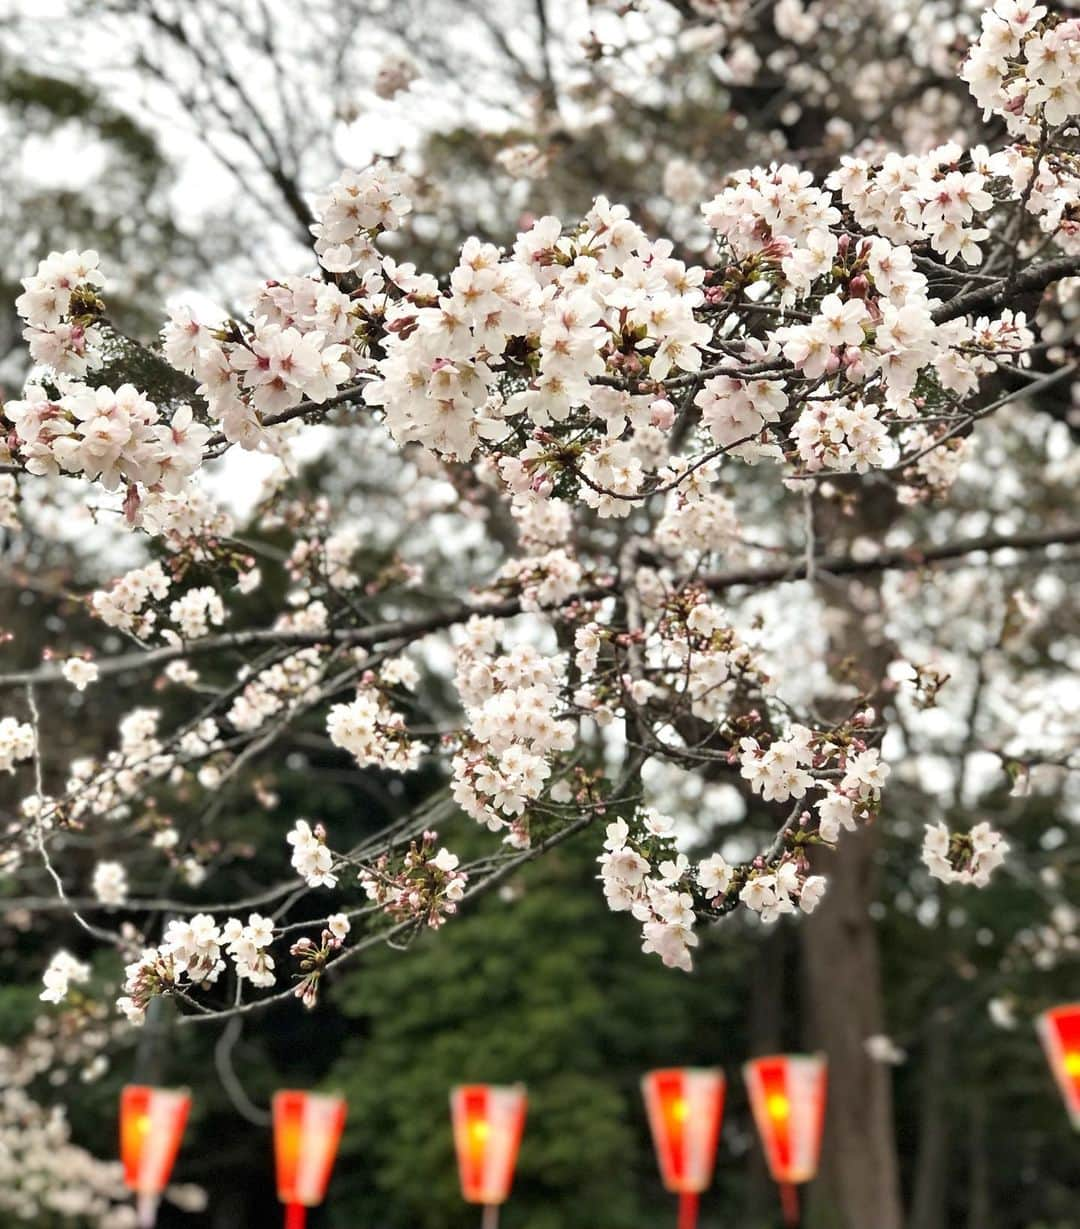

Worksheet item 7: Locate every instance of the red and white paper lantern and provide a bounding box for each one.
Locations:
[120,1084,191,1229]
[642,1068,726,1229]
[450,1084,527,1209]
[1037,1003,1080,1130]
[642,1068,726,1192]
[273,1090,347,1229]
[744,1054,826,1225]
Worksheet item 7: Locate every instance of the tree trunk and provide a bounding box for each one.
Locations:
[801,827,904,1229]
[801,486,904,1229]
[909,1008,952,1229]
[967,1093,992,1229]
[744,928,788,1226]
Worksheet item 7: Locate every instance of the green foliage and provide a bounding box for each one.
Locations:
[326,836,750,1229]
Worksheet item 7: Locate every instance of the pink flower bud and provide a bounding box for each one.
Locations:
[650,399,675,430]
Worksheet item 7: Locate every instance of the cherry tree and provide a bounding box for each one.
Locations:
[1,1,1079,1225]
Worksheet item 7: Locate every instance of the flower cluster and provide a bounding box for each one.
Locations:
[703,164,841,285]
[597,709,891,965]
[223,913,276,988]
[739,727,815,804]
[0,717,35,774]
[601,806,832,970]
[327,685,424,773]
[598,812,699,972]
[90,562,172,637]
[814,746,891,841]
[1,993,124,1091]
[5,124,1058,530]
[828,146,999,266]
[288,525,363,591]
[288,914,350,1010]
[168,586,225,640]
[227,649,325,732]
[365,200,709,475]
[63,708,170,826]
[287,819,337,889]
[3,380,209,495]
[118,911,281,1021]
[491,547,584,611]
[373,54,418,101]
[639,595,763,725]
[922,821,1009,887]
[311,161,413,275]
[654,460,741,557]
[451,620,573,839]
[358,833,468,929]
[962,3,1080,136]
[0,1086,143,1226]
[1006,892,1079,974]
[694,155,1045,486]
[694,369,786,453]
[0,474,19,530]
[737,858,827,924]
[162,274,357,449]
[496,142,550,180]
[13,248,104,376]
[139,483,236,553]
[40,951,91,1005]
[90,861,128,906]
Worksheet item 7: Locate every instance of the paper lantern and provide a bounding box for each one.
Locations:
[744,1054,827,1226]
[642,1068,726,1229]
[450,1084,527,1213]
[1037,1003,1080,1129]
[120,1085,191,1229]
[273,1090,347,1229]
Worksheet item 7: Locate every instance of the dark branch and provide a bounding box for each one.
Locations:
[931,254,1080,324]
[3,524,1077,690]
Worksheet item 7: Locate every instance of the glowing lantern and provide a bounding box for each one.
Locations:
[744,1054,827,1227]
[273,1090,347,1229]
[1037,1003,1080,1129]
[641,1068,726,1229]
[120,1084,191,1229]
[450,1084,527,1228]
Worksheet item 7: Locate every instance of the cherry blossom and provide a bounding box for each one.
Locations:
[0,8,1075,1032]
[40,951,91,1005]
[922,821,1010,887]
[0,717,36,773]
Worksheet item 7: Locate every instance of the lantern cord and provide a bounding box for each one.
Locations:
[779,1181,800,1227]
[481,1204,500,1229]
[284,1203,307,1229]
[677,1190,699,1229]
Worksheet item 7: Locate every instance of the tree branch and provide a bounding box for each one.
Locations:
[930,254,1080,324]
[3,524,1076,690]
